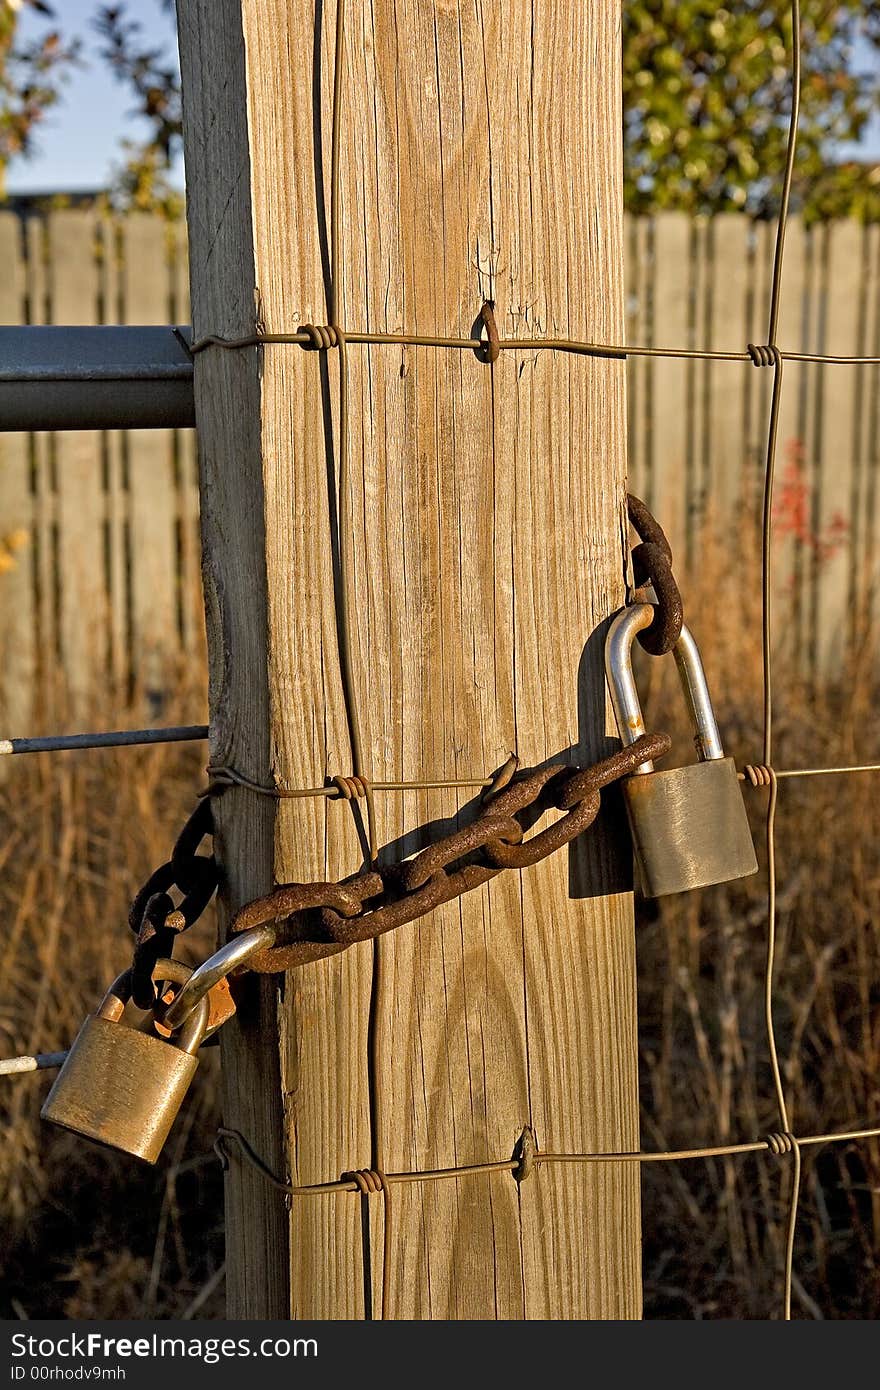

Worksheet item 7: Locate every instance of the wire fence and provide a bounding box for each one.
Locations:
[187,0,879,1322]
[4,0,880,1322]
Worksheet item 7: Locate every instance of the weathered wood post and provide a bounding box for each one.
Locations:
[177,0,640,1319]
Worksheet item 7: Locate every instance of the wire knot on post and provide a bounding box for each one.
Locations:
[342,1167,388,1196]
[331,774,372,801]
[299,323,340,350]
[341,1168,393,1318]
[331,774,377,865]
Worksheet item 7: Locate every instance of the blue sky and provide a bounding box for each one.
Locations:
[8,0,181,194]
[6,0,880,195]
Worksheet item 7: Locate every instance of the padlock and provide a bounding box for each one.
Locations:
[41,958,209,1164]
[605,602,758,897]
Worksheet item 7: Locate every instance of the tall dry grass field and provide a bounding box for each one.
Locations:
[636,507,880,1318]
[0,680,225,1319]
[0,510,877,1318]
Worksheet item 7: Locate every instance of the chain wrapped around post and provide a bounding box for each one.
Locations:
[124,493,680,993]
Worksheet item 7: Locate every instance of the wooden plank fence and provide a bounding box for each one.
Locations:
[0,209,203,731]
[624,212,880,676]
[0,208,877,730]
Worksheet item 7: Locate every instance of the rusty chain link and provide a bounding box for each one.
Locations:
[124,494,680,986]
[231,733,670,973]
[626,493,683,656]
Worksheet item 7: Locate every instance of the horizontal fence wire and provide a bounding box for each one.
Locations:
[188,327,880,368]
[0,726,208,755]
[216,1121,880,1200]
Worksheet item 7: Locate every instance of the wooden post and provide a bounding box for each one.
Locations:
[178,0,639,1319]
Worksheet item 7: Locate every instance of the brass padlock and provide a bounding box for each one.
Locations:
[605,602,758,897]
[41,958,209,1163]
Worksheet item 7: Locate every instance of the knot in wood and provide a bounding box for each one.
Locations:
[512,1126,538,1184]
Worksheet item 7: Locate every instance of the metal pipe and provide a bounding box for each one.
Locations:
[0,325,195,431]
[0,724,209,755]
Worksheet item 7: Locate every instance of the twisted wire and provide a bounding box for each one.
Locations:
[342,1167,393,1321]
[216,1121,877,1188]
[187,327,880,370]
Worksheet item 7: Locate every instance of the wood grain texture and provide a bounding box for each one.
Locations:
[774,216,808,667]
[177,0,289,1320]
[178,0,638,1318]
[707,215,751,521]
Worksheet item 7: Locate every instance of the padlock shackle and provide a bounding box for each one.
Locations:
[161,925,278,1032]
[671,623,725,763]
[606,602,724,774]
[98,958,209,1055]
[606,605,656,773]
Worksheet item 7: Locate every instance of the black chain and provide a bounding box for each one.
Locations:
[128,799,219,1007]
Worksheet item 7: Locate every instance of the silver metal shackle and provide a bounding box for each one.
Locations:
[98,958,210,1053]
[605,603,724,775]
[162,925,278,1032]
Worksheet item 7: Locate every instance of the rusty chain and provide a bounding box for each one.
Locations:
[231,732,670,972]
[125,494,681,989]
[626,493,683,656]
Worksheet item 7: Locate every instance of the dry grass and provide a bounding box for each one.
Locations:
[637,509,880,1318]
[0,514,878,1318]
[0,680,225,1320]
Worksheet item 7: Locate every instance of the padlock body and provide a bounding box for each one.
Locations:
[41,1014,199,1163]
[623,755,758,897]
